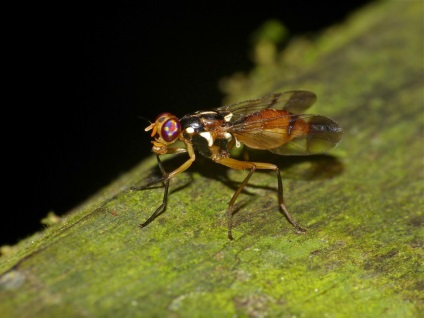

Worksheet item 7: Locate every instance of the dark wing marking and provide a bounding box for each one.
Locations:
[215,91,317,122]
[269,115,343,155]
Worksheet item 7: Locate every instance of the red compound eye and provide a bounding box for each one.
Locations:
[160,117,181,142]
[155,112,173,123]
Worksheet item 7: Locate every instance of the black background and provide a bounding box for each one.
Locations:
[4,1,371,246]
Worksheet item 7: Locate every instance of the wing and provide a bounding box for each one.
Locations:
[228,111,343,155]
[215,90,317,122]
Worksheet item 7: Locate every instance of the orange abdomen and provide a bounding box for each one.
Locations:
[235,109,310,150]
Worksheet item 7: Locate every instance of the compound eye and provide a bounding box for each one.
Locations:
[161,117,181,142]
[156,112,173,123]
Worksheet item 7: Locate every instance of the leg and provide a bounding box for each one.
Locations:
[217,157,305,240]
[131,155,170,227]
[130,154,168,192]
[131,145,188,191]
[131,144,195,228]
[226,165,256,240]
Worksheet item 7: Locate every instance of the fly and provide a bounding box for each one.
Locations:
[131,91,343,240]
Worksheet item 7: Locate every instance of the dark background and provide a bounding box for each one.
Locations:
[4,1,371,246]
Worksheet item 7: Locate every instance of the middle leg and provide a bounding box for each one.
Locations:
[217,157,305,240]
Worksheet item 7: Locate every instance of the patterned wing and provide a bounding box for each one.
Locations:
[228,110,342,155]
[215,91,317,122]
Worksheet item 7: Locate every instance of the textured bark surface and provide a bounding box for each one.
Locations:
[1,1,423,317]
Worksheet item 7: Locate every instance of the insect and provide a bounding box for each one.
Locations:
[132,91,343,240]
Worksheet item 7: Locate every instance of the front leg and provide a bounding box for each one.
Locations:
[131,154,170,227]
[131,144,195,228]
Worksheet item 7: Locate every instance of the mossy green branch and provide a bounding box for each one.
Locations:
[1,1,423,317]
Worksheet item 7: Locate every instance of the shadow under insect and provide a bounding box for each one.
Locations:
[131,149,344,239]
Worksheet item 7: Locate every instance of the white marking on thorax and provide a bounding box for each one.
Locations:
[185,127,195,134]
[223,132,232,140]
[235,137,241,148]
[224,113,233,122]
[199,131,214,147]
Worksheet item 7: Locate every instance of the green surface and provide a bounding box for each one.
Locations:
[1,1,423,317]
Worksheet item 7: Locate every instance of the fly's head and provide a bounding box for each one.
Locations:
[145,113,181,154]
